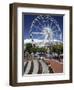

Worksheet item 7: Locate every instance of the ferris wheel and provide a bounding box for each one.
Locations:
[29,15,62,45]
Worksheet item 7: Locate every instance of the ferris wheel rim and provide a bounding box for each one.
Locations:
[29,15,62,41]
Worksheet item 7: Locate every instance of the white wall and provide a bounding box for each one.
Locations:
[0,0,74,89]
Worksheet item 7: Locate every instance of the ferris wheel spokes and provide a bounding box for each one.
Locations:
[30,15,62,45]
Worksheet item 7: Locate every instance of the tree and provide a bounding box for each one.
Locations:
[31,47,37,54]
[36,47,47,53]
[51,43,63,61]
[25,43,32,54]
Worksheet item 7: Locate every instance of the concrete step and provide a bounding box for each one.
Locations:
[39,60,49,73]
[32,60,39,74]
[24,61,31,74]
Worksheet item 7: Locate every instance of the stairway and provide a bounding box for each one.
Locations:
[23,59,54,75]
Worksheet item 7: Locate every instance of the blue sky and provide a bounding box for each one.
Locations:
[23,13,63,41]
